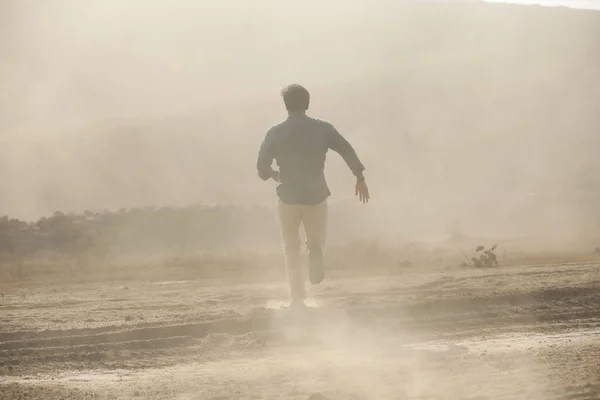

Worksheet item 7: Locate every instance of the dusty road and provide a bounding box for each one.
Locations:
[1,259,599,399]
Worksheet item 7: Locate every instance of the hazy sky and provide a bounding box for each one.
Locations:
[485,0,600,9]
[2,0,599,236]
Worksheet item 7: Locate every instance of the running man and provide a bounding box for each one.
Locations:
[257,84,369,308]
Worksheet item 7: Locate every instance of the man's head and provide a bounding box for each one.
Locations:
[281,84,310,113]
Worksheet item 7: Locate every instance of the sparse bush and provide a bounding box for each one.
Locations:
[0,205,280,263]
[463,245,499,268]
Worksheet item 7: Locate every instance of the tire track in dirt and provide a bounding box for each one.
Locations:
[2,283,599,367]
[0,316,272,351]
[2,262,600,399]
[2,262,599,377]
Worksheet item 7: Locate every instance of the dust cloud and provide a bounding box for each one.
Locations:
[2,3,600,399]
[2,0,599,247]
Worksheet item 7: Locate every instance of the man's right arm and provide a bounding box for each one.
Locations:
[326,124,365,179]
[326,123,370,203]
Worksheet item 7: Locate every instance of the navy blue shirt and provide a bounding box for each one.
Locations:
[257,113,365,205]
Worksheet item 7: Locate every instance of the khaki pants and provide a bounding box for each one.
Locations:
[277,199,328,302]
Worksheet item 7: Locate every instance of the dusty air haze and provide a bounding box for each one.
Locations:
[1,0,598,243]
[2,1,600,400]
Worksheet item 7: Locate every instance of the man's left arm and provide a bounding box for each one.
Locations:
[256,129,279,182]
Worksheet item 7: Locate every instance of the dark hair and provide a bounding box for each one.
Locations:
[281,84,310,112]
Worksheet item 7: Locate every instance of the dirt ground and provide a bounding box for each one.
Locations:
[1,253,599,400]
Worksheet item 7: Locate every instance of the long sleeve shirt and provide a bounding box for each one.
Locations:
[257,112,365,205]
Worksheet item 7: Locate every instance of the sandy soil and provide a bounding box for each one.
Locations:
[1,257,599,399]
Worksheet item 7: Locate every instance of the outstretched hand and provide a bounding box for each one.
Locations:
[355,179,370,203]
[270,169,280,183]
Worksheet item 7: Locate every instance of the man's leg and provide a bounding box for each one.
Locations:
[277,200,305,304]
[302,200,328,285]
